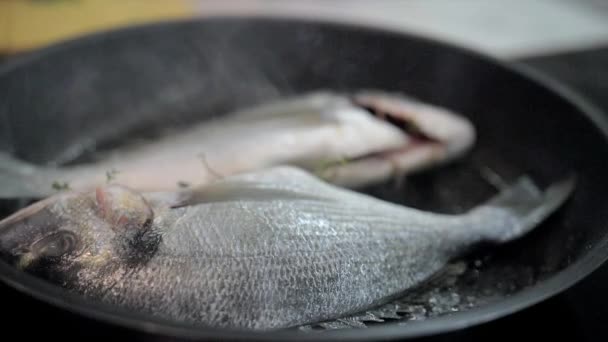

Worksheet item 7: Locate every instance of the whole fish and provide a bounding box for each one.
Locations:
[0,166,573,330]
[0,90,475,198]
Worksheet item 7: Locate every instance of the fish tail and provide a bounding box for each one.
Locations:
[470,175,576,244]
[0,152,54,198]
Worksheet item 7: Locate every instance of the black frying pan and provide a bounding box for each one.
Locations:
[1,17,608,341]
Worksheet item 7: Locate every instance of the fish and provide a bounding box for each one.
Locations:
[0,90,475,198]
[0,165,574,330]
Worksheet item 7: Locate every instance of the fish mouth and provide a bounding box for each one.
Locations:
[316,91,476,187]
[0,195,68,268]
[353,97,442,161]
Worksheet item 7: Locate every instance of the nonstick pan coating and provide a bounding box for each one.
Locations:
[1,17,608,341]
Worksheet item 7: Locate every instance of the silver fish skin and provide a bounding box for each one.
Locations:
[0,166,572,330]
[0,90,475,198]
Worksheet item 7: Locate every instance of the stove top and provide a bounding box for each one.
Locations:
[1,47,608,341]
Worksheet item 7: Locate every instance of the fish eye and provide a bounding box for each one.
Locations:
[32,231,78,258]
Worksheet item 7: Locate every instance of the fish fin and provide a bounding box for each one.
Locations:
[0,152,53,199]
[233,91,340,120]
[472,175,576,243]
[142,190,191,208]
[144,181,330,209]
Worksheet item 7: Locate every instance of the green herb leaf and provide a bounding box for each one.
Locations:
[106,169,120,183]
[51,181,71,191]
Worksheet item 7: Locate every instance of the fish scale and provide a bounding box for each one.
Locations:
[0,166,573,330]
[80,172,476,328]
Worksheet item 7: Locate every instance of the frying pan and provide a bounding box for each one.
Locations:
[1,16,608,341]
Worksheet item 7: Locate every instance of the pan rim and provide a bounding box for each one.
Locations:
[0,14,607,341]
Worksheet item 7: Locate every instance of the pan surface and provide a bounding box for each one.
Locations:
[1,16,608,340]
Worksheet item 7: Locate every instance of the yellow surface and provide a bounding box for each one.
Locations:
[0,0,196,53]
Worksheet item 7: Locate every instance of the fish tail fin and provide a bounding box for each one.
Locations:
[0,152,52,198]
[470,175,576,244]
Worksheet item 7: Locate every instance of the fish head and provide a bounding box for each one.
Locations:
[0,185,159,280]
[314,91,477,187]
[352,91,476,159]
